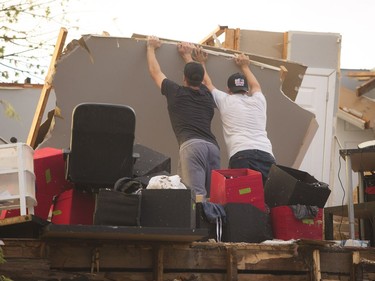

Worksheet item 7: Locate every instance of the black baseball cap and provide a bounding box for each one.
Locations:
[227,73,248,93]
[184,62,204,86]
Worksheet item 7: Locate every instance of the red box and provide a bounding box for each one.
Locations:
[1,147,73,220]
[51,188,95,225]
[270,206,323,240]
[34,147,72,194]
[210,169,265,211]
[34,147,73,219]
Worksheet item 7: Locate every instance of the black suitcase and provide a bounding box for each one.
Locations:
[93,189,141,226]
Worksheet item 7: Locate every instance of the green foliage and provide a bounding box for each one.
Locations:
[1,100,20,120]
[0,246,5,264]
[0,275,12,281]
[0,0,75,83]
[0,246,12,281]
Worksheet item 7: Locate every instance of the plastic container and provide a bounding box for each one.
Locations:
[0,143,36,215]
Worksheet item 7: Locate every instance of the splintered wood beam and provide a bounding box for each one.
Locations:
[312,250,321,281]
[223,28,241,50]
[351,251,361,281]
[283,32,289,60]
[199,25,228,46]
[356,77,375,97]
[280,65,288,82]
[234,28,240,50]
[347,71,375,77]
[27,27,67,148]
[223,29,235,49]
[337,108,368,129]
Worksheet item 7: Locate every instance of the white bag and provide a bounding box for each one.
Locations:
[146,175,187,190]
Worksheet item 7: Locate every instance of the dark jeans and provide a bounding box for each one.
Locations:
[229,149,276,184]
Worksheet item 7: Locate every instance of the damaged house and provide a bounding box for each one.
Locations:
[1,27,375,280]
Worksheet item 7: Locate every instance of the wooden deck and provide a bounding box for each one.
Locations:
[1,219,375,281]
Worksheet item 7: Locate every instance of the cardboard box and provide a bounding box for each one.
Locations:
[270,206,323,240]
[140,189,196,228]
[222,203,273,243]
[51,188,95,225]
[94,189,141,226]
[264,165,330,208]
[210,169,265,211]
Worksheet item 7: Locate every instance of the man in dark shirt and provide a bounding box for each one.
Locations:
[146,36,220,201]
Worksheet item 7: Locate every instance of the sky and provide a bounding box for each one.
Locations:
[59,0,375,70]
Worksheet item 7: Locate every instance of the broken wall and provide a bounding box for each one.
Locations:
[339,69,375,129]
[0,84,56,144]
[238,30,284,60]
[41,35,316,173]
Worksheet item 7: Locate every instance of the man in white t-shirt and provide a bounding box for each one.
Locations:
[194,49,276,184]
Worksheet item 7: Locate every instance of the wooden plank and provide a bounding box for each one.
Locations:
[283,32,289,60]
[1,239,47,259]
[226,247,238,281]
[0,215,33,226]
[0,258,52,281]
[199,25,228,46]
[320,251,354,274]
[352,251,361,281]
[90,247,100,273]
[42,224,208,242]
[0,83,43,89]
[223,28,236,50]
[359,251,375,261]
[154,244,164,281]
[26,27,67,148]
[280,65,288,82]
[347,71,375,77]
[337,108,367,129]
[0,268,310,281]
[312,249,321,281]
[48,241,154,269]
[2,238,375,280]
[233,28,241,51]
[339,86,375,128]
[356,77,375,97]
[0,216,48,239]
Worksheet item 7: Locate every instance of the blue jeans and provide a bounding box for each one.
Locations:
[229,149,276,184]
[178,139,220,200]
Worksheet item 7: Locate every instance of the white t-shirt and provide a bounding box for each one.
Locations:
[212,88,274,158]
